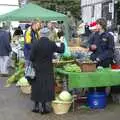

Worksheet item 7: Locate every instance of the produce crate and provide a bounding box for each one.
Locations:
[69,47,89,52]
[68,38,80,47]
[76,61,96,72]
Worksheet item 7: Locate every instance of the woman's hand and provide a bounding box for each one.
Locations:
[60,36,64,43]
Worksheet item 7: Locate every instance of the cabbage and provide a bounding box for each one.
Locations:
[16,77,30,86]
[52,100,72,104]
[58,91,72,101]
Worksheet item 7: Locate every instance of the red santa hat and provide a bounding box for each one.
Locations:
[89,21,97,30]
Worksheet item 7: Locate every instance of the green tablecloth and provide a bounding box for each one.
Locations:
[56,68,120,89]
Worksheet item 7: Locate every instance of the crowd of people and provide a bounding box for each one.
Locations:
[0,20,65,114]
[0,17,119,114]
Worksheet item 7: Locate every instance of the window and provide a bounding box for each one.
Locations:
[91,5,95,17]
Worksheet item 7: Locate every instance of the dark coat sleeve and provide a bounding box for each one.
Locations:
[5,32,12,53]
[88,33,95,51]
[30,41,37,62]
[98,34,115,61]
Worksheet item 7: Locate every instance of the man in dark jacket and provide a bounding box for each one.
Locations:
[0,28,12,75]
[89,18,115,67]
[89,18,115,93]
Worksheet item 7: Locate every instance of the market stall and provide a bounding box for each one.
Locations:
[56,68,120,89]
[1,2,120,113]
[0,3,70,90]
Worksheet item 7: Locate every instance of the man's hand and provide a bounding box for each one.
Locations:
[90,44,97,51]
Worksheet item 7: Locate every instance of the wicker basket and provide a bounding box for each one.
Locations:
[20,86,31,94]
[52,101,72,114]
[79,62,96,72]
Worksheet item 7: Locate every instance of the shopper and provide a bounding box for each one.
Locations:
[13,26,23,37]
[30,27,64,114]
[0,27,12,76]
[24,21,41,65]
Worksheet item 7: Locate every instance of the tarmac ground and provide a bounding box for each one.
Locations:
[0,76,120,120]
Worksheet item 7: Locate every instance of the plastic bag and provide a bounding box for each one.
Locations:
[63,38,71,57]
[25,62,35,79]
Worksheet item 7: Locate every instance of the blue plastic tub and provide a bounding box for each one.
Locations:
[87,92,107,109]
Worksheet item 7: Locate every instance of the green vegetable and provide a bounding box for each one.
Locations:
[16,77,29,86]
[58,91,73,101]
[63,63,81,72]
[60,56,74,61]
[5,68,24,87]
[52,100,72,104]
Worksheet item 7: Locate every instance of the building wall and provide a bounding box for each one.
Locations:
[81,3,102,23]
[81,0,111,7]
[81,0,112,23]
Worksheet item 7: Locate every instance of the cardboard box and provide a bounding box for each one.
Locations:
[68,37,80,47]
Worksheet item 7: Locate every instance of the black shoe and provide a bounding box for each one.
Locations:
[40,109,50,114]
[41,102,50,114]
[32,108,39,113]
[32,101,39,113]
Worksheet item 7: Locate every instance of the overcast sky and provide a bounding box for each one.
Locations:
[0,0,19,15]
[0,0,19,5]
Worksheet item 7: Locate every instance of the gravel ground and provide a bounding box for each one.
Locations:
[0,76,119,120]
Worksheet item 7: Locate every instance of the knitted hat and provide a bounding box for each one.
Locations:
[40,27,50,37]
[89,21,97,30]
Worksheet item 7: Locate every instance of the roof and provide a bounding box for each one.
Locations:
[0,3,69,41]
[0,3,67,21]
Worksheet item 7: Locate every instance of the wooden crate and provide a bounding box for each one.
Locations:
[80,63,96,72]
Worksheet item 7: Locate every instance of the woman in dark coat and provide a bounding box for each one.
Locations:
[30,27,64,114]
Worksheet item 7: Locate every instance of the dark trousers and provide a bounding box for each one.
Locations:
[97,59,113,68]
[89,59,113,93]
[89,87,105,93]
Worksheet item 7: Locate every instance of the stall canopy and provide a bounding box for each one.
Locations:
[0,3,69,40]
[0,3,67,21]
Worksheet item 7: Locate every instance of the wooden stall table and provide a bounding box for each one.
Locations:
[53,60,75,92]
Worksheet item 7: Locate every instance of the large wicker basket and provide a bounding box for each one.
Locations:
[52,101,72,115]
[20,86,31,94]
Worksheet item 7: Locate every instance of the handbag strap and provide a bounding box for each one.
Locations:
[25,61,33,73]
